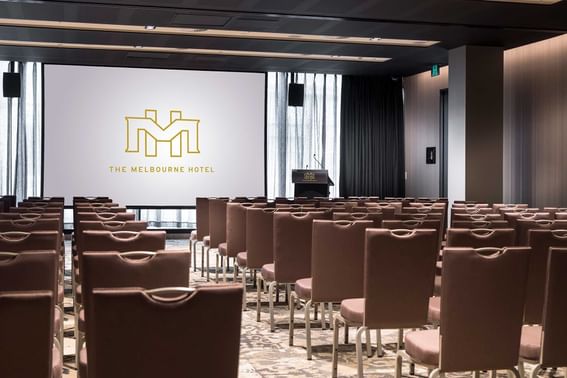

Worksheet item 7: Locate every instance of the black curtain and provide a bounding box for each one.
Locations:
[339,76,405,197]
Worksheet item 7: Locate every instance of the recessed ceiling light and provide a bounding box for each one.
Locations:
[144,25,156,30]
[0,18,439,48]
[0,39,391,63]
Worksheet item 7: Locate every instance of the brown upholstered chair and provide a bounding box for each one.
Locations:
[290,220,372,360]
[85,285,242,378]
[505,212,552,229]
[0,251,63,349]
[397,247,530,378]
[542,207,567,218]
[519,248,567,378]
[452,213,504,225]
[205,198,228,281]
[364,203,397,220]
[0,291,61,378]
[493,203,528,214]
[516,219,567,246]
[218,203,262,283]
[191,197,209,275]
[332,229,439,377]
[383,219,443,250]
[332,212,383,227]
[78,250,191,377]
[525,229,567,325]
[257,211,331,331]
[239,208,276,310]
[555,212,567,220]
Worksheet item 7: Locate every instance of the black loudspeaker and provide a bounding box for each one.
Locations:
[3,72,21,98]
[288,83,304,107]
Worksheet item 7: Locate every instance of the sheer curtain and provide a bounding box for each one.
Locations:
[0,61,42,201]
[266,72,341,198]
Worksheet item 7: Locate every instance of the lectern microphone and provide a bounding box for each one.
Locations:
[313,154,323,169]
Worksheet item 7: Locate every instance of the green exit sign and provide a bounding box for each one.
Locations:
[431,64,440,77]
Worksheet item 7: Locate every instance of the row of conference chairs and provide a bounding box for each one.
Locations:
[190,197,566,377]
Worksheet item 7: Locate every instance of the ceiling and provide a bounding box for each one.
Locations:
[0,0,566,76]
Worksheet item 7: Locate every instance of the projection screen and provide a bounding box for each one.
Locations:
[43,65,266,206]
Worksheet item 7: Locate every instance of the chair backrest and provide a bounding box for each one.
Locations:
[208,198,228,248]
[80,231,166,255]
[504,212,551,228]
[364,203,397,220]
[539,248,567,367]
[0,291,54,378]
[0,212,62,221]
[383,219,442,249]
[332,212,383,227]
[516,219,567,246]
[10,206,63,215]
[81,250,191,336]
[452,220,510,229]
[195,197,210,240]
[0,218,61,233]
[0,231,60,251]
[452,213,503,225]
[555,212,567,220]
[0,251,58,295]
[395,213,443,221]
[525,229,567,324]
[75,212,135,223]
[226,203,255,257]
[439,247,530,372]
[273,211,331,283]
[87,285,242,378]
[73,196,112,203]
[76,221,148,254]
[18,201,64,208]
[245,208,275,269]
[364,229,439,329]
[446,228,516,248]
[311,220,372,302]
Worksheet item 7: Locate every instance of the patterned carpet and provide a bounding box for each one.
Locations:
[59,238,553,378]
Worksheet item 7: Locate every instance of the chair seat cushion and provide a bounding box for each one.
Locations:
[203,235,210,247]
[428,296,441,324]
[52,344,62,378]
[261,263,275,282]
[79,308,85,332]
[340,298,364,324]
[405,329,440,366]
[219,242,227,256]
[76,284,82,304]
[236,252,247,267]
[190,230,197,240]
[58,284,64,303]
[79,347,87,378]
[519,325,541,361]
[434,275,442,297]
[295,278,312,300]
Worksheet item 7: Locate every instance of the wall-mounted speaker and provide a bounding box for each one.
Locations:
[288,83,304,107]
[3,72,21,98]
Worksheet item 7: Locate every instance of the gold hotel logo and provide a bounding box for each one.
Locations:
[125,109,200,158]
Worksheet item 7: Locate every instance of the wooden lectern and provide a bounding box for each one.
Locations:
[291,169,334,198]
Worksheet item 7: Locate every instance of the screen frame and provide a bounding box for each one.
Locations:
[41,63,268,208]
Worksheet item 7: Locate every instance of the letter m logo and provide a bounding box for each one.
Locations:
[125,109,200,157]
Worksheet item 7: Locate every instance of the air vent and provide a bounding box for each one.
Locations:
[171,14,231,27]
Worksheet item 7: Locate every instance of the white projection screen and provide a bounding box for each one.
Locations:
[43,65,266,206]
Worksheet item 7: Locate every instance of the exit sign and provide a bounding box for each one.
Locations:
[431,64,440,77]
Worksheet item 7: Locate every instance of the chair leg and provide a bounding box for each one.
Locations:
[332,315,341,378]
[205,246,210,281]
[509,367,522,378]
[241,266,247,311]
[376,329,383,357]
[344,323,349,344]
[518,361,525,378]
[268,281,277,332]
[286,284,292,310]
[289,292,296,346]
[215,253,219,283]
[355,326,367,378]
[222,255,227,282]
[365,328,372,357]
[395,352,403,378]
[474,371,481,378]
[398,328,404,351]
[305,299,313,360]
[328,303,334,330]
[429,368,441,378]
[321,301,326,330]
[491,370,497,378]
[256,276,263,322]
[531,364,542,378]
[191,240,196,272]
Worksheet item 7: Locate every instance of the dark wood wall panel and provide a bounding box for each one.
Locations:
[504,34,567,207]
